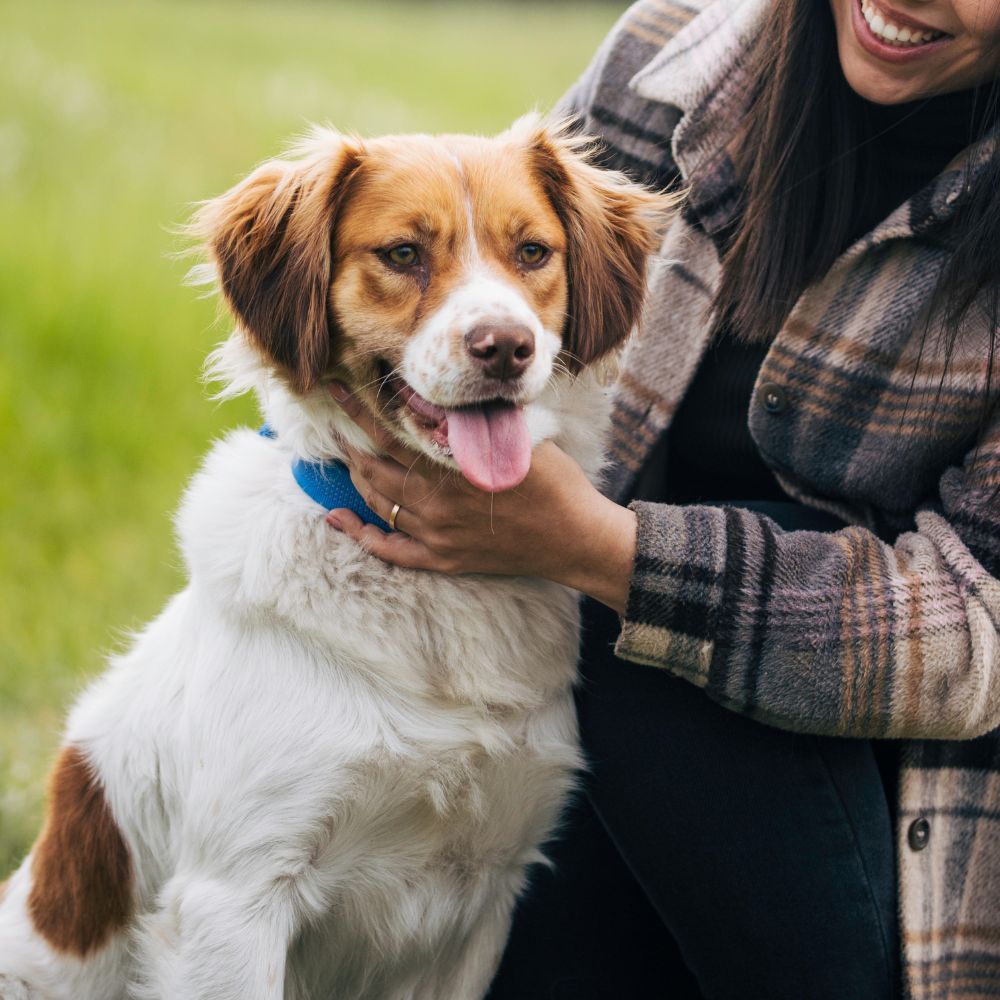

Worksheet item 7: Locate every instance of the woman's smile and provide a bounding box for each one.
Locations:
[855,0,953,60]
[831,0,1000,101]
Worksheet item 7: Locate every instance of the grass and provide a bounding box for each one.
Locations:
[0,0,623,873]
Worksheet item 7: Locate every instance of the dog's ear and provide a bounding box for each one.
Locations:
[524,118,676,370]
[194,130,363,393]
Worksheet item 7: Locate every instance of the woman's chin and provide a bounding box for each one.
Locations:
[837,45,932,103]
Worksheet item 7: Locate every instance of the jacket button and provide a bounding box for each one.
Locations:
[759,382,787,414]
[907,817,931,851]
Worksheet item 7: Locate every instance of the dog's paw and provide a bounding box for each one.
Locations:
[0,975,35,1000]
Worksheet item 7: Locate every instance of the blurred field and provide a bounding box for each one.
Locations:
[0,0,622,872]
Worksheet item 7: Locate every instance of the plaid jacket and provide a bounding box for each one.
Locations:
[562,2,1000,997]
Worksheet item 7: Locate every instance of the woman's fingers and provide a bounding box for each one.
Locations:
[329,381,380,439]
[326,508,443,571]
[330,382,427,470]
[326,464,418,537]
[340,442,438,516]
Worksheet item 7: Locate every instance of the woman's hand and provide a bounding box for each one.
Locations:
[327,385,637,614]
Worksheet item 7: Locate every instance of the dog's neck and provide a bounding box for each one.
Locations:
[259,425,391,529]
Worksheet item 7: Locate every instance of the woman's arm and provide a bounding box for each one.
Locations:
[615,417,1000,742]
[330,384,1000,743]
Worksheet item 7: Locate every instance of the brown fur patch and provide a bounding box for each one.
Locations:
[194,131,364,393]
[28,745,133,956]
[529,122,678,370]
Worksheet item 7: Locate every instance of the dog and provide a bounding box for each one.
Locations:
[0,116,669,1000]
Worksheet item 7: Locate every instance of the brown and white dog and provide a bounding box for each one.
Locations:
[0,116,669,1000]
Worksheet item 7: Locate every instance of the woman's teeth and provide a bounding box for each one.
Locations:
[860,0,947,45]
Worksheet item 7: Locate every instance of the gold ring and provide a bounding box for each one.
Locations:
[388,502,402,531]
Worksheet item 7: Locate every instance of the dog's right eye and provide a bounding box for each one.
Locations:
[384,244,421,268]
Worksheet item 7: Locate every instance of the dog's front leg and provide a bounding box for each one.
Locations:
[132,873,300,1000]
[412,878,524,1000]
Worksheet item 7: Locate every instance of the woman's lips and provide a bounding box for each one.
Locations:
[852,0,953,64]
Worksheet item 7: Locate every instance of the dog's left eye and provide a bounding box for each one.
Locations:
[518,243,549,267]
[385,244,421,268]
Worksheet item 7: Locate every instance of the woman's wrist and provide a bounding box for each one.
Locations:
[554,494,637,616]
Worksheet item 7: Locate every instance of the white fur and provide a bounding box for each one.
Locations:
[0,328,614,999]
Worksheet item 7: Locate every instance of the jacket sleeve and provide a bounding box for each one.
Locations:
[615,417,1000,740]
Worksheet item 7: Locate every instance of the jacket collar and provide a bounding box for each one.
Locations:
[629,0,765,183]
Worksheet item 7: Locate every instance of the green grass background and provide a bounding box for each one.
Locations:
[0,0,623,873]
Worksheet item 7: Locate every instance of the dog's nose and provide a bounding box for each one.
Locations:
[464,324,535,381]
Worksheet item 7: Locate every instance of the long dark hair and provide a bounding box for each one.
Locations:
[711,0,1000,357]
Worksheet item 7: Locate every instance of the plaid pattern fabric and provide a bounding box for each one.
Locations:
[562,2,1000,997]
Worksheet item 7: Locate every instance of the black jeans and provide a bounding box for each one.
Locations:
[488,503,899,1000]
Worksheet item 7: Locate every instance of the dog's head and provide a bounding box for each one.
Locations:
[195,117,671,491]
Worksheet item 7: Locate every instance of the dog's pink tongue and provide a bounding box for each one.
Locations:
[447,403,531,492]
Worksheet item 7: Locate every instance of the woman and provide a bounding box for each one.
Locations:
[326,0,1000,996]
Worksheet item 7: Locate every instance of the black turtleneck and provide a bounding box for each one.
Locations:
[654,86,994,507]
[848,86,995,245]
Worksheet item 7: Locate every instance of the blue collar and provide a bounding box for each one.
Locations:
[259,425,391,531]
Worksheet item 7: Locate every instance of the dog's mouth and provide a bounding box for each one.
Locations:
[385,375,531,492]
